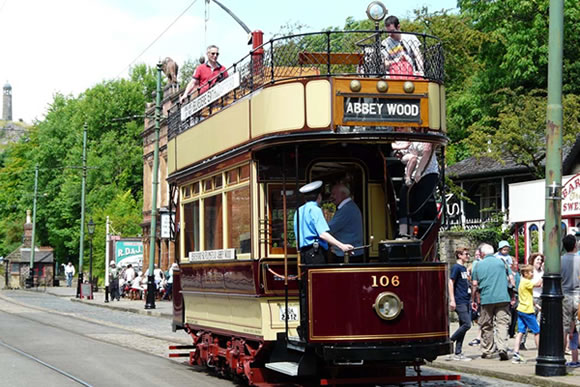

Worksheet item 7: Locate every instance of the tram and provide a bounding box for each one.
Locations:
[167,4,452,385]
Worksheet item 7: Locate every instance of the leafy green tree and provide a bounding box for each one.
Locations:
[465,90,580,178]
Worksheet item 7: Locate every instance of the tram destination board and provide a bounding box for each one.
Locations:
[343,97,421,123]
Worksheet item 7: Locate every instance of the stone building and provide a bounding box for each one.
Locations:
[4,211,54,288]
[3,81,12,121]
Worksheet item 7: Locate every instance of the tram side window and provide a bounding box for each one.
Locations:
[204,194,224,250]
[227,186,251,253]
[184,201,200,255]
[269,185,297,254]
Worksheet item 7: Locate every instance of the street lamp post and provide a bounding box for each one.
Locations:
[88,218,95,292]
[77,124,88,298]
[145,62,162,310]
[536,0,566,377]
[26,165,39,288]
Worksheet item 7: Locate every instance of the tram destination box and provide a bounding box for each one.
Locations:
[378,239,422,262]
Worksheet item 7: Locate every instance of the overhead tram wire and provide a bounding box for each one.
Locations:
[115,0,199,79]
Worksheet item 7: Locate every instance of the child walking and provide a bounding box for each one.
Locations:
[512,264,542,363]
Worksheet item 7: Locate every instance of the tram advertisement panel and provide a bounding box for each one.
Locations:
[343,97,421,123]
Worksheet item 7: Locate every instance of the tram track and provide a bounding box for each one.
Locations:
[0,338,92,386]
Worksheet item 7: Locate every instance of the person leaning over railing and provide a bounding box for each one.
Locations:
[381,15,424,78]
[180,44,229,103]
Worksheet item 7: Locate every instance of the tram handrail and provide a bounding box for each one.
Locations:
[169,30,444,138]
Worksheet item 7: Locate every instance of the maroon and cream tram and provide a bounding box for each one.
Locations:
[167,5,452,385]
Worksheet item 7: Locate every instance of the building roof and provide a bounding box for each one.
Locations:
[5,246,54,264]
[446,155,529,179]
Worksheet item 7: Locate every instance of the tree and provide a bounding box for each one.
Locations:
[0,64,156,270]
[464,90,580,178]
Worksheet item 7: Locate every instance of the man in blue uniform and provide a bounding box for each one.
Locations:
[328,183,363,263]
[294,180,354,264]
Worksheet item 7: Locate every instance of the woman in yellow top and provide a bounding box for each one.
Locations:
[512,264,542,363]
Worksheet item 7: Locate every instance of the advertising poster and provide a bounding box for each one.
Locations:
[114,239,143,268]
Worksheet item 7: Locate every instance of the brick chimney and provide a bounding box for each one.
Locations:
[23,210,32,247]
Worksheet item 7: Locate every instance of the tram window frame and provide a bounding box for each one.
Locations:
[180,163,252,260]
[267,184,298,255]
[183,200,201,255]
[226,185,251,254]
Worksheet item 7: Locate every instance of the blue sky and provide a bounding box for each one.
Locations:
[0,0,458,123]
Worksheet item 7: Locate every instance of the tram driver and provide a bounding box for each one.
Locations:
[328,182,364,263]
[294,181,354,264]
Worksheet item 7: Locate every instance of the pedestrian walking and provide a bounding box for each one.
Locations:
[109,261,120,301]
[471,243,513,361]
[561,234,580,365]
[448,247,471,361]
[64,262,75,287]
[467,244,484,347]
[512,264,542,364]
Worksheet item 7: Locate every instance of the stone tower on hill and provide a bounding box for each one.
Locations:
[3,81,12,121]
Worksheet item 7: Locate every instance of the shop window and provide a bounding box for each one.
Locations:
[227,187,251,253]
[479,182,501,220]
[183,201,200,255]
[204,194,223,250]
[10,263,19,274]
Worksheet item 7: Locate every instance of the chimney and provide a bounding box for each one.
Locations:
[23,210,32,247]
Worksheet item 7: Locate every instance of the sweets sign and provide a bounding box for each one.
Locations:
[562,174,580,216]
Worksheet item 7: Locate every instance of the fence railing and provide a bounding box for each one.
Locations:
[168,30,444,139]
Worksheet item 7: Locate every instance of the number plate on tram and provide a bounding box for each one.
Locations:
[279,306,299,321]
[343,97,421,123]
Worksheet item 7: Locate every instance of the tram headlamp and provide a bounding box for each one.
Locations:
[403,81,415,93]
[366,1,388,23]
[376,80,388,92]
[373,292,403,321]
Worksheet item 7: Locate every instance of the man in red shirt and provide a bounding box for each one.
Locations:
[180,45,228,103]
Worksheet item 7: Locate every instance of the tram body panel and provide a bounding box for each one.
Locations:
[307,264,448,342]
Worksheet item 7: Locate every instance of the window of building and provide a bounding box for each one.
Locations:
[479,182,501,220]
[204,194,223,250]
[10,263,19,274]
[183,201,200,255]
[227,187,251,253]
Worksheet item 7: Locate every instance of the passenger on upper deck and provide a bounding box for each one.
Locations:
[394,129,440,237]
[382,16,424,78]
[294,181,354,265]
[180,45,229,103]
[328,182,363,263]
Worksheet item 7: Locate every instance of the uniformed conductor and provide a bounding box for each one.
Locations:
[294,181,354,264]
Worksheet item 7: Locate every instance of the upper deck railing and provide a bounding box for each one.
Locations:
[168,30,444,139]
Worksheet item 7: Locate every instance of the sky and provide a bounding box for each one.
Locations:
[0,0,458,123]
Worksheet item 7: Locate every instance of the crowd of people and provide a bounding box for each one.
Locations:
[449,237,579,367]
[107,261,178,302]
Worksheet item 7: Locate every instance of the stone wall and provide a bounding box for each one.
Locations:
[439,231,473,263]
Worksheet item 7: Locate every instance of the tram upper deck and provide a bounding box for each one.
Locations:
[166,30,446,178]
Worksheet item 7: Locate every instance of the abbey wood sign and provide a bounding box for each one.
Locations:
[343,97,421,123]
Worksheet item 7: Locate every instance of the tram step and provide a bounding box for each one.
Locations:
[265,361,299,376]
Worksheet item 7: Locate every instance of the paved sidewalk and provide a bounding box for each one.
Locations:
[434,321,580,386]
[45,285,173,319]
[30,286,580,386]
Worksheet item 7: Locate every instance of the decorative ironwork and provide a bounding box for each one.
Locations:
[168,30,444,139]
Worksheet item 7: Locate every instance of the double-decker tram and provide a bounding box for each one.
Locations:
[168,4,454,385]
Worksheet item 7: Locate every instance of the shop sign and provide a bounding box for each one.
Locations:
[115,240,143,267]
[562,173,580,216]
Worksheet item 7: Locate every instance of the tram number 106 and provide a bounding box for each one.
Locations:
[370,275,400,288]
